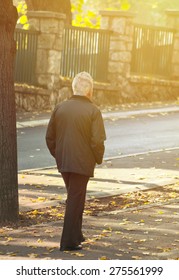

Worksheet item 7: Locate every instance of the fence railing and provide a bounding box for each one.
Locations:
[14,29,39,85]
[131,24,175,78]
[60,26,111,82]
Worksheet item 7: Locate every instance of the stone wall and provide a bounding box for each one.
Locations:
[15,77,179,112]
[100,11,134,87]
[15,84,50,111]
[15,10,179,111]
[27,11,66,89]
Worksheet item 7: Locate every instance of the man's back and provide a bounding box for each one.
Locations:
[46,95,106,177]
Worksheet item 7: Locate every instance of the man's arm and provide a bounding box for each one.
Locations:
[91,109,106,164]
[45,108,57,158]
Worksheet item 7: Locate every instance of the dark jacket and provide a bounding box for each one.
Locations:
[46,95,106,177]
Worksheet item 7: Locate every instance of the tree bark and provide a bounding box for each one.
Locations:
[0,0,19,223]
[26,0,72,24]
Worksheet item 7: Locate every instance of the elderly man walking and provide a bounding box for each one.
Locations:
[46,72,106,251]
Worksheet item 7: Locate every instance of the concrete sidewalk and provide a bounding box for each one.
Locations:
[0,148,178,260]
[18,148,179,212]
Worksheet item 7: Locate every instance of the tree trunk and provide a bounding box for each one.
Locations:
[26,0,72,24]
[0,1,19,223]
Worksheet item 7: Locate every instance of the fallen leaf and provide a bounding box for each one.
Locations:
[6,237,14,242]
[27,253,39,258]
[134,239,147,243]
[115,253,123,257]
[132,256,142,260]
[71,252,85,257]
[99,256,108,260]
[158,211,164,214]
[37,197,46,202]
[37,239,43,243]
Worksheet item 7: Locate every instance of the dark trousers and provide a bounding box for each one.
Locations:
[60,172,89,248]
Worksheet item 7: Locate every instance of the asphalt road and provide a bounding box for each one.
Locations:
[17,111,179,171]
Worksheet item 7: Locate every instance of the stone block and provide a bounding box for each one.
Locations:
[36,49,48,74]
[58,20,65,33]
[54,35,63,51]
[48,50,61,74]
[108,61,125,74]
[110,40,126,51]
[38,34,56,49]
[28,18,40,31]
[125,24,134,36]
[40,18,59,34]
[37,74,55,88]
[111,51,131,63]
[100,16,109,29]
[112,18,126,34]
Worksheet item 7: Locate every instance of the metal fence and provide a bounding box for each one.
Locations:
[131,24,175,78]
[14,29,39,85]
[60,26,111,82]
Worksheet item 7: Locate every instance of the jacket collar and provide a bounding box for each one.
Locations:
[70,95,92,103]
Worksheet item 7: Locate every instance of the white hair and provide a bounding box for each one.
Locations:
[72,72,93,96]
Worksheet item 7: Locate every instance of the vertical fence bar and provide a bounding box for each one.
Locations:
[131,24,175,78]
[60,26,111,82]
[14,29,39,85]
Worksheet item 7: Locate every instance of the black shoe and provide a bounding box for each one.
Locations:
[60,245,82,251]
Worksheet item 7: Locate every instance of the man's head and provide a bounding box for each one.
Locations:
[72,72,93,99]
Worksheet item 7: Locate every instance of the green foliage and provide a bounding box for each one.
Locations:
[84,0,179,26]
[16,0,29,29]
[129,0,179,25]
[72,0,101,28]
[14,0,179,29]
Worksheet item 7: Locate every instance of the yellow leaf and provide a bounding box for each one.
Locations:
[99,256,108,260]
[37,197,46,202]
[84,210,93,214]
[110,201,117,206]
[121,3,131,11]
[37,239,43,243]
[6,237,14,242]
[71,252,85,257]
[163,248,172,252]
[56,213,64,218]
[31,209,38,215]
[102,227,112,233]
[158,211,164,214]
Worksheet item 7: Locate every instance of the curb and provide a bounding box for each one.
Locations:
[18,146,179,173]
[16,105,179,129]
